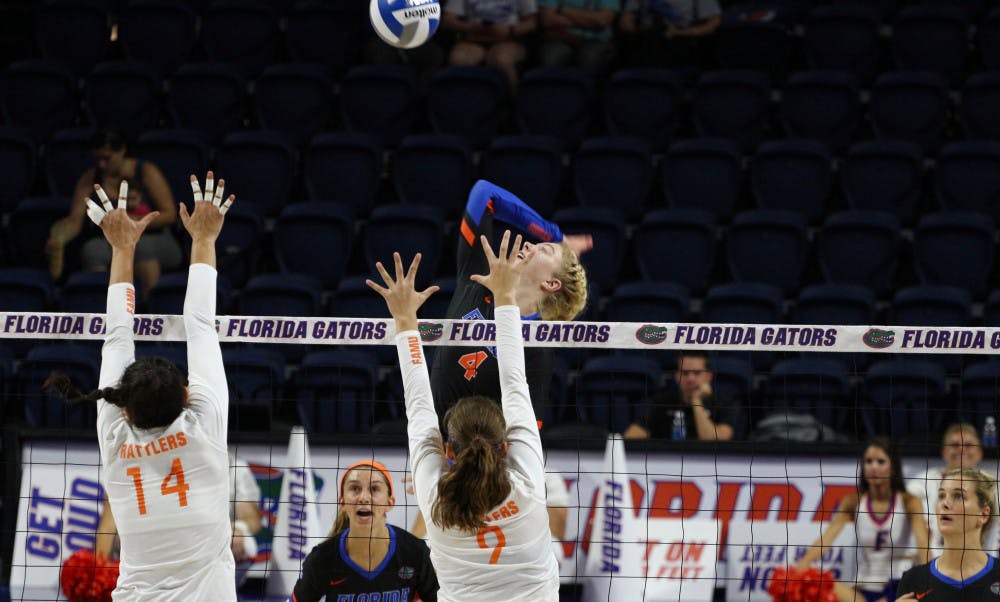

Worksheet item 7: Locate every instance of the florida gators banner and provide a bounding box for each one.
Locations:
[3,311,1000,353]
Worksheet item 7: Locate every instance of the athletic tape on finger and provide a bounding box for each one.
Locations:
[118,180,128,210]
[190,179,204,203]
[204,176,214,203]
[212,181,225,207]
[219,197,234,216]
[86,199,106,226]
[95,187,113,212]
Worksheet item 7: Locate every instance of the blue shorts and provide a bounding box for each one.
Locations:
[860,580,899,602]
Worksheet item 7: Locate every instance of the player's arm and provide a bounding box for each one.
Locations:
[893,566,922,601]
[179,172,235,436]
[795,493,857,572]
[289,547,325,602]
[904,493,931,564]
[95,496,118,559]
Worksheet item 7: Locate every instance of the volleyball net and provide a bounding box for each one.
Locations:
[2,310,999,601]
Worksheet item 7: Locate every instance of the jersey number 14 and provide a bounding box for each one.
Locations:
[125,457,190,515]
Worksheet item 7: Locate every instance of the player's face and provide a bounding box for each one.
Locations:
[942,430,983,470]
[862,446,892,486]
[936,478,987,541]
[517,241,563,293]
[340,468,395,529]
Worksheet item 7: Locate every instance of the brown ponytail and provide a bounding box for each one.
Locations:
[431,396,510,533]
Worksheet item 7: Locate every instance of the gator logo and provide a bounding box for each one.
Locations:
[635,325,668,345]
[418,322,443,342]
[863,328,894,349]
[990,582,1000,595]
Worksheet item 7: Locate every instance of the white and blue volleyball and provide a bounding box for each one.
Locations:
[370,0,441,49]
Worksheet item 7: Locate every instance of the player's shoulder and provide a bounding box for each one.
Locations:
[393,526,431,554]
[305,535,343,563]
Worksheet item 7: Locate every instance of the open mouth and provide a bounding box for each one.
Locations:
[357,509,373,518]
[940,515,954,524]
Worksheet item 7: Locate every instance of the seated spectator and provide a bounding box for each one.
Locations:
[441,0,538,86]
[538,0,618,78]
[618,0,721,68]
[46,129,180,297]
[624,351,741,441]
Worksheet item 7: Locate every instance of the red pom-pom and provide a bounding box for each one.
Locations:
[60,549,119,602]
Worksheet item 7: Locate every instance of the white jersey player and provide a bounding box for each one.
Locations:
[49,173,237,600]
[367,232,560,602]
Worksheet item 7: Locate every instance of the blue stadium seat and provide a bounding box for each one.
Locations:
[603,68,683,150]
[984,290,1000,326]
[214,200,263,288]
[84,61,163,143]
[891,4,970,87]
[692,70,771,153]
[575,355,661,433]
[571,136,652,221]
[861,359,948,439]
[0,60,79,142]
[134,342,187,373]
[980,7,1000,71]
[61,271,110,313]
[711,356,755,414]
[224,347,285,431]
[869,72,950,153]
[765,358,851,431]
[727,210,808,295]
[604,280,689,370]
[913,212,995,296]
[340,64,419,147]
[0,268,56,311]
[713,21,791,84]
[285,1,367,79]
[0,127,37,214]
[481,135,564,218]
[660,138,742,220]
[201,0,279,78]
[167,63,247,145]
[702,282,784,325]
[392,134,474,218]
[958,359,1000,428]
[118,0,197,76]
[516,67,595,149]
[36,0,110,76]
[804,4,881,84]
[840,141,924,225]
[18,344,100,428]
[294,349,380,434]
[364,204,445,289]
[328,276,391,320]
[274,202,354,290]
[253,63,335,147]
[304,132,383,216]
[634,208,717,294]
[960,72,1000,140]
[136,129,209,206]
[750,140,832,223]
[240,273,323,318]
[146,271,232,315]
[420,277,457,320]
[552,207,627,295]
[427,66,509,149]
[214,131,297,217]
[780,71,861,153]
[816,210,900,295]
[7,197,69,269]
[891,285,973,327]
[934,141,1000,220]
[44,127,95,197]
[792,283,877,326]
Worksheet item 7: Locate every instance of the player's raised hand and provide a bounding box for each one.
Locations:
[86,181,159,250]
[470,230,523,306]
[366,252,439,332]
[180,171,234,241]
[563,233,593,256]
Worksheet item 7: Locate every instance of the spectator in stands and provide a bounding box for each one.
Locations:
[46,129,180,297]
[797,437,930,602]
[618,0,721,68]
[537,0,618,78]
[907,423,1000,557]
[624,351,741,441]
[95,452,262,587]
[896,468,1000,601]
[441,0,538,87]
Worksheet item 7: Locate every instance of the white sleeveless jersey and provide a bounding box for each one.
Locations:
[97,267,235,601]
[855,493,913,592]
[396,306,560,602]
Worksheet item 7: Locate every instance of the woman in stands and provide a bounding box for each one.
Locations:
[290,460,438,601]
[369,232,559,601]
[47,173,238,599]
[895,468,1000,601]
[796,436,930,602]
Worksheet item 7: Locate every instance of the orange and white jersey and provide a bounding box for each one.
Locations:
[97,265,235,601]
[396,305,560,602]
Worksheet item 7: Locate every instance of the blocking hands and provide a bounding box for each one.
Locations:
[86,180,160,250]
[180,171,235,241]
[366,253,440,332]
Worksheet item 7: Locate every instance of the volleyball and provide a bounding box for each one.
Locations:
[369,0,441,49]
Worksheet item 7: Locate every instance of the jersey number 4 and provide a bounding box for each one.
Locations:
[459,351,488,381]
[476,525,506,564]
[125,458,190,515]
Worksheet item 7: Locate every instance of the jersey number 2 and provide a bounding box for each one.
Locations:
[125,458,190,515]
[459,351,488,381]
[476,525,506,564]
